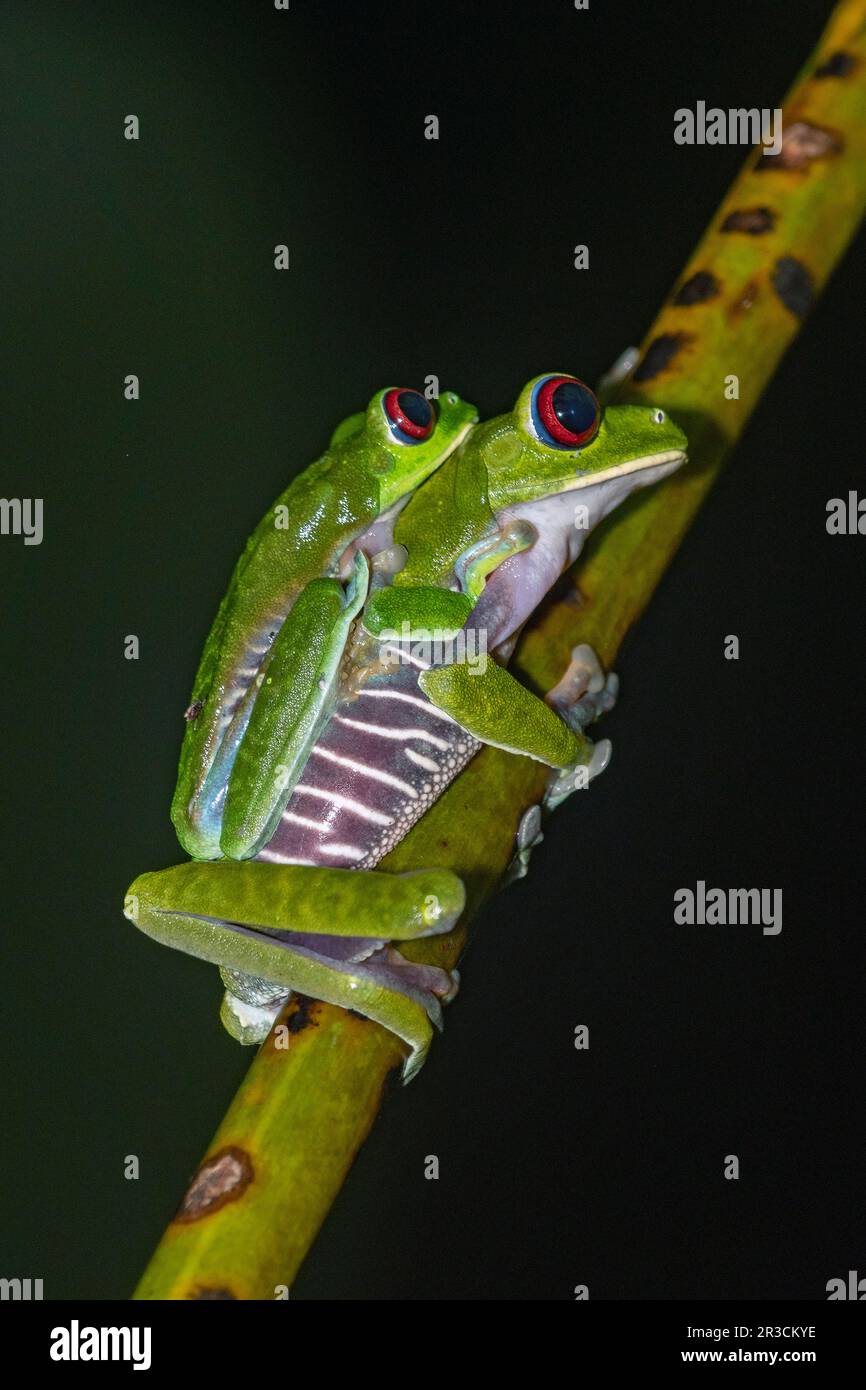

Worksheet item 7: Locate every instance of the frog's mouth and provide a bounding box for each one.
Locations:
[566,448,687,490]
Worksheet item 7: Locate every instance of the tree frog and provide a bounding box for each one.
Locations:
[125,374,687,1080]
[172,385,478,861]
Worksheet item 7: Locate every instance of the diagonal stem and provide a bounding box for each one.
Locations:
[134,0,866,1300]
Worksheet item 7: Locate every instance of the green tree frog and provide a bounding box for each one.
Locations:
[125,375,686,1080]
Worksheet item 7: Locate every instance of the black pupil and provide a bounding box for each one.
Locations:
[398,391,432,430]
[552,381,596,437]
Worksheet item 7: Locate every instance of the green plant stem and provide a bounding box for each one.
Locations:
[135,0,866,1300]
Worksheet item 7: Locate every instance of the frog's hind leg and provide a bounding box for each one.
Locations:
[125,860,465,1081]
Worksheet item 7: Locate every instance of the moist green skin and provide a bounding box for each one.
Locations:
[172,387,477,861]
[126,374,687,1080]
[365,374,688,637]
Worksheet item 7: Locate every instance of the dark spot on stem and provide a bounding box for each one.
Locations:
[633,333,691,383]
[346,1008,367,1021]
[189,1286,238,1300]
[772,256,815,318]
[814,51,857,78]
[673,271,721,306]
[757,120,843,170]
[174,1146,254,1223]
[183,700,203,722]
[720,206,776,234]
[285,994,318,1034]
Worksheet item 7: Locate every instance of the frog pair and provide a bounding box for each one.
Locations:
[125,375,687,1078]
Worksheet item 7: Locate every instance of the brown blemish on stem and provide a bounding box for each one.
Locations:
[729,280,760,318]
[673,271,721,305]
[189,1286,238,1299]
[721,206,777,234]
[632,333,692,383]
[174,1146,254,1223]
[815,51,858,78]
[757,119,843,169]
[771,256,816,317]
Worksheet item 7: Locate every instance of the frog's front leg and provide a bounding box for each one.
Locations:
[419,655,597,769]
[124,860,464,1082]
[419,645,615,816]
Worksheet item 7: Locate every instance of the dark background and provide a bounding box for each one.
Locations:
[2,0,864,1300]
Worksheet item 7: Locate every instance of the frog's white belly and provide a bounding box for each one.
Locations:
[256,666,480,871]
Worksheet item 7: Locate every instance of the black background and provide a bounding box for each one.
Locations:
[2,0,864,1300]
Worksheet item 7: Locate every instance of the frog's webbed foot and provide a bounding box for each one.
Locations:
[504,804,544,885]
[546,642,618,732]
[544,742,611,812]
[220,944,460,1048]
[220,968,287,1044]
[543,643,616,812]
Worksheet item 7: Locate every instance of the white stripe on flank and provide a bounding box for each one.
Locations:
[294,783,393,826]
[363,688,458,724]
[404,749,440,773]
[378,642,430,670]
[281,810,328,833]
[335,714,449,751]
[257,849,317,866]
[319,842,366,861]
[311,744,418,798]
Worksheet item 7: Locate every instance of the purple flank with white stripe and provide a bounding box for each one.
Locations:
[257,665,480,870]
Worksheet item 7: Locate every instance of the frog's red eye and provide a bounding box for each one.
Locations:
[532,375,600,449]
[383,389,435,444]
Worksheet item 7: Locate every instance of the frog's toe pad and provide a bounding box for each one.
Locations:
[504,804,545,885]
[544,738,612,811]
[547,644,618,730]
[220,989,286,1045]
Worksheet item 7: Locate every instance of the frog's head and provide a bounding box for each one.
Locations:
[360,387,479,509]
[480,373,687,509]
